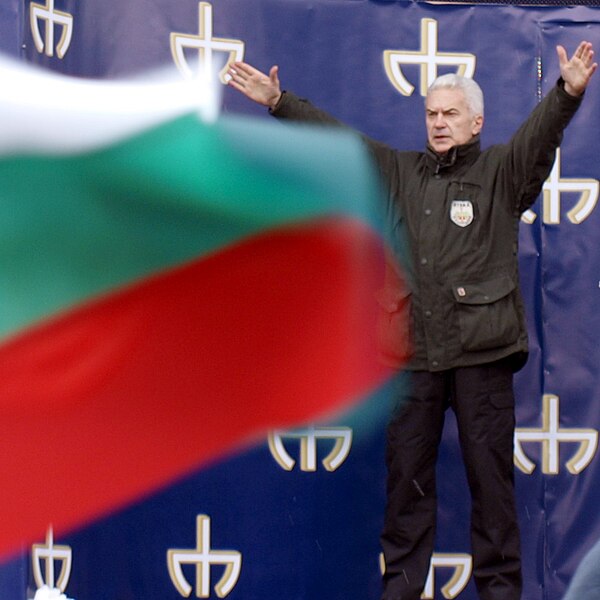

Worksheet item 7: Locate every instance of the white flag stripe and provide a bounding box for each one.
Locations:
[0,57,221,155]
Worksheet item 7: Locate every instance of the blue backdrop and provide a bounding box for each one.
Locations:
[2,2,600,599]
[0,0,19,56]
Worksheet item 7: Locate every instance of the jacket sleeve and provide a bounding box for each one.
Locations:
[504,79,583,214]
[271,90,413,311]
[270,91,400,196]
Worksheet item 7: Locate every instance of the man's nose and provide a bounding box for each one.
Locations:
[434,112,446,127]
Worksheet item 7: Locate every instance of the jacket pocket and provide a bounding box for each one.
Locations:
[452,275,519,352]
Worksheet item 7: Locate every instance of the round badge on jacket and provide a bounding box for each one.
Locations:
[450,200,474,227]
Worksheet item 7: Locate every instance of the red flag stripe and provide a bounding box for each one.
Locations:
[0,218,395,557]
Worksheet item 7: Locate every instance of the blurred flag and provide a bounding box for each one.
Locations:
[0,57,408,557]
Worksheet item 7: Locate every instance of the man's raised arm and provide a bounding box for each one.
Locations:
[557,40,597,97]
[226,58,400,187]
[226,60,346,128]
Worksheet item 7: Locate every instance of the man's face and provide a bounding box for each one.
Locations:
[425,88,483,154]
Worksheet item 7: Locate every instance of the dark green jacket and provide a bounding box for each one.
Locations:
[271,81,582,371]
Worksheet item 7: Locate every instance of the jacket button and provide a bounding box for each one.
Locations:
[425,310,432,318]
[420,257,428,265]
[432,360,439,367]
[424,208,432,216]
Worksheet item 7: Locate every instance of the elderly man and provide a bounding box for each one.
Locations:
[228,41,596,600]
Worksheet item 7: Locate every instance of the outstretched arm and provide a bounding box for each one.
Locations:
[227,62,282,109]
[502,41,595,214]
[557,41,597,97]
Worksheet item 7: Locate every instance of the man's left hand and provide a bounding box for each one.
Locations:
[557,41,598,96]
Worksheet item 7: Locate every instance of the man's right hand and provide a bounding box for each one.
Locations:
[227,62,282,109]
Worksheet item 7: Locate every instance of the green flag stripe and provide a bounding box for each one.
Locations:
[0,112,383,340]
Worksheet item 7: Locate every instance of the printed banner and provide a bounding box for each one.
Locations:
[0,0,19,56]
[1,2,599,599]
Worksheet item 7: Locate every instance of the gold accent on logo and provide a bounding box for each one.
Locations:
[383,18,476,97]
[167,515,242,598]
[268,426,353,472]
[514,394,598,475]
[170,2,244,83]
[522,148,599,225]
[31,527,73,593]
[422,554,473,599]
[30,0,73,59]
[379,552,472,599]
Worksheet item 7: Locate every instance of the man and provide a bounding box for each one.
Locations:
[227,41,596,600]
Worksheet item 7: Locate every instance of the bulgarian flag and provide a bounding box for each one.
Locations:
[0,57,406,558]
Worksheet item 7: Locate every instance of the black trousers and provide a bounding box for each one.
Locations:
[380,360,522,600]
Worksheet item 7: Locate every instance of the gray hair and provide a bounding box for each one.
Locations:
[427,74,484,117]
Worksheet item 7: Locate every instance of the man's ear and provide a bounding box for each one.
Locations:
[473,114,484,136]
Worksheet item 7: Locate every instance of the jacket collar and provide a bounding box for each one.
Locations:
[426,135,481,175]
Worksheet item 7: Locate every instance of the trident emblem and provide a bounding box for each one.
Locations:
[31,527,73,594]
[379,552,472,599]
[421,554,473,599]
[384,18,476,97]
[170,2,244,83]
[268,426,353,472]
[521,147,599,225]
[30,0,74,59]
[167,515,242,598]
[514,394,598,475]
